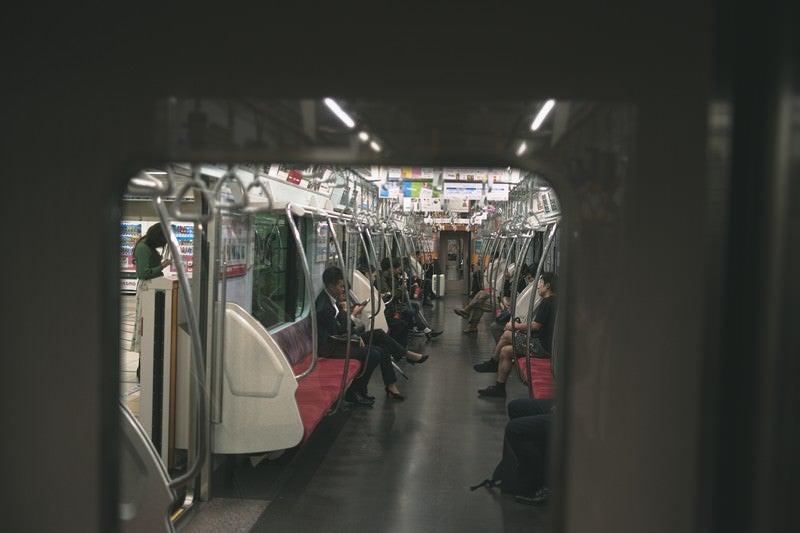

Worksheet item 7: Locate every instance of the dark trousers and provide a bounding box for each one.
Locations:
[422,278,433,300]
[505,398,553,493]
[349,345,395,393]
[359,328,406,361]
[328,342,390,395]
[385,311,410,346]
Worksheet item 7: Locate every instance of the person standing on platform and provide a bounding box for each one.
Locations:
[129,222,172,380]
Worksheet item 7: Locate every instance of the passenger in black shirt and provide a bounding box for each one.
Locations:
[474,272,557,398]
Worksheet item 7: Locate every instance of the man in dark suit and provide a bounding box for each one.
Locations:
[317,266,388,406]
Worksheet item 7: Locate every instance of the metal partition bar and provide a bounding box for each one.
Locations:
[325,215,357,415]
[286,203,318,380]
[151,199,208,492]
[523,222,559,398]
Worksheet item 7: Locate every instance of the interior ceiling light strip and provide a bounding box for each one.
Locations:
[323,97,356,129]
[530,99,556,131]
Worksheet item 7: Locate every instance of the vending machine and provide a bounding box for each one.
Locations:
[168,222,194,276]
[121,221,146,293]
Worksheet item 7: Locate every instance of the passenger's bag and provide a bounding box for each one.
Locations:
[469,434,530,495]
[326,334,362,359]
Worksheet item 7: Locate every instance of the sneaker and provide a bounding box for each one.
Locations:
[477,384,506,397]
[453,308,470,318]
[473,359,498,372]
[425,330,443,339]
[411,328,427,336]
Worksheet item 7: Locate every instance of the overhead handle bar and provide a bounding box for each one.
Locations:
[126,166,175,197]
[212,165,249,211]
[242,175,275,214]
[170,167,215,223]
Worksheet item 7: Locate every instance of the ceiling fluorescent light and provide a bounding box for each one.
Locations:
[324,97,356,128]
[530,99,556,131]
[359,131,370,142]
[516,141,528,156]
[369,140,382,152]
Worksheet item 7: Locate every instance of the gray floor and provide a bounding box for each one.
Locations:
[178,293,550,533]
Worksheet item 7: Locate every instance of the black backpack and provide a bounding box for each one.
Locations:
[470,434,533,495]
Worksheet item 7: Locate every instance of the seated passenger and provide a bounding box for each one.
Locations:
[350,264,429,374]
[474,272,557,398]
[453,252,508,333]
[316,266,402,405]
[504,397,553,505]
[456,263,536,334]
[470,396,553,503]
[384,257,442,340]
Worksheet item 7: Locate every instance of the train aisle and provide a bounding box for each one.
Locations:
[179,293,551,533]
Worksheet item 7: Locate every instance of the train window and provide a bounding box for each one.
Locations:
[252,213,305,329]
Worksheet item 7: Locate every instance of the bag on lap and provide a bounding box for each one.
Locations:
[326,334,362,358]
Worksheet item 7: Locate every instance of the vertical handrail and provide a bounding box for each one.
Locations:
[508,230,535,323]
[479,231,495,294]
[286,203,318,380]
[209,207,226,424]
[150,198,208,491]
[326,215,357,415]
[523,222,558,398]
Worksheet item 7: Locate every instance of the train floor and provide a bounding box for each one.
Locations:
[122,292,551,532]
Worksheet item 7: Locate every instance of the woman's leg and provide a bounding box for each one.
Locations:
[362,329,405,359]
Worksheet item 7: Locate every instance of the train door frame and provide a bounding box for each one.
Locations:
[438,229,471,295]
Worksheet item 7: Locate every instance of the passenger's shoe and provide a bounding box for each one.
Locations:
[473,359,499,372]
[453,308,470,318]
[426,330,443,340]
[385,387,405,401]
[406,354,429,364]
[411,328,427,337]
[477,384,506,398]
[515,487,550,506]
[463,325,478,333]
[345,391,375,406]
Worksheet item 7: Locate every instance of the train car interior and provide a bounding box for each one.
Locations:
[6,3,800,533]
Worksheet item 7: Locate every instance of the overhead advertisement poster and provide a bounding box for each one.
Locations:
[443,182,485,200]
[486,183,510,201]
[442,167,489,182]
[445,197,470,212]
[380,180,439,199]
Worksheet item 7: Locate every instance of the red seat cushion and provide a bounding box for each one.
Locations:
[516,357,554,399]
[291,356,362,442]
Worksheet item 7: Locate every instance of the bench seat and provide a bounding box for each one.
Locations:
[291,356,362,441]
[273,316,362,443]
